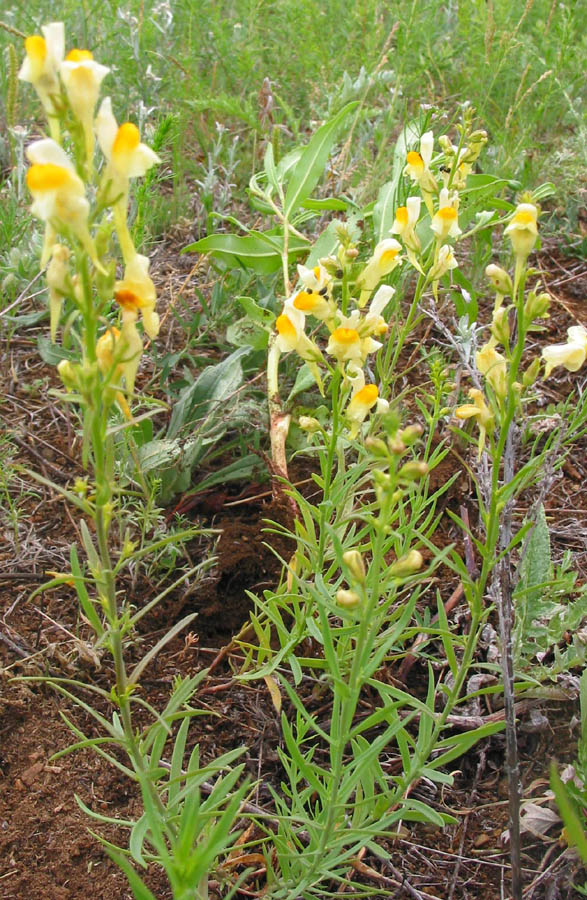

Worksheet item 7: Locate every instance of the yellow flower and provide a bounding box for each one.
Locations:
[61,49,109,165]
[391,196,421,252]
[356,238,402,305]
[428,244,458,283]
[292,288,334,322]
[18,22,65,126]
[455,388,494,457]
[96,97,161,180]
[96,97,161,263]
[115,254,159,339]
[275,302,324,388]
[431,188,461,240]
[345,365,389,438]
[26,138,98,267]
[46,243,70,341]
[326,326,362,363]
[542,326,587,378]
[113,295,144,395]
[504,203,538,260]
[403,131,437,194]
[476,343,508,399]
[297,262,333,296]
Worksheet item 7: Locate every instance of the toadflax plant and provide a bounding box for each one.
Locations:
[17,21,249,900]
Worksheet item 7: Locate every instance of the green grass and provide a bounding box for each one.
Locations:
[1,0,585,252]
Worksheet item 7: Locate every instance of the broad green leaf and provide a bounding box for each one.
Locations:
[283,101,359,218]
[287,363,320,402]
[167,346,250,438]
[136,439,181,473]
[37,335,75,365]
[226,316,269,350]
[183,231,309,274]
[237,295,275,325]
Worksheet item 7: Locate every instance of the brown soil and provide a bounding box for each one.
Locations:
[0,244,586,899]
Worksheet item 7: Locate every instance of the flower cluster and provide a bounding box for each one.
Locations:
[274,261,391,439]
[19,21,161,404]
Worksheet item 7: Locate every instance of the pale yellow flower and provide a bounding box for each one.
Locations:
[504,203,538,260]
[428,244,458,283]
[115,253,159,339]
[344,365,389,438]
[476,343,508,399]
[61,49,109,165]
[326,326,363,363]
[96,97,161,180]
[431,188,461,240]
[455,387,494,457]
[356,238,402,305]
[542,326,587,378]
[391,196,421,252]
[96,97,161,262]
[403,131,437,194]
[26,139,97,267]
[274,302,324,388]
[114,296,144,395]
[18,23,65,127]
[291,288,334,322]
[297,262,332,295]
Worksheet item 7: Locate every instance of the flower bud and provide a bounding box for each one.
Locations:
[298,416,322,433]
[491,306,510,346]
[57,359,78,389]
[389,549,424,577]
[336,588,361,609]
[365,436,389,458]
[398,424,423,445]
[342,550,366,584]
[485,264,512,297]
[388,437,407,455]
[522,357,541,387]
[524,290,550,322]
[345,247,359,259]
[398,461,429,481]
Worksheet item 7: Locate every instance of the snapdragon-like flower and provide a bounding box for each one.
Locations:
[455,388,494,457]
[114,293,146,395]
[404,131,437,196]
[18,22,65,134]
[95,97,161,262]
[356,238,402,305]
[297,262,332,296]
[428,244,458,284]
[274,302,324,388]
[26,138,98,266]
[391,196,421,251]
[46,243,70,341]
[504,203,538,260]
[345,365,389,438]
[431,188,461,240]
[61,49,109,166]
[326,326,363,363]
[542,326,587,378]
[476,343,508,399]
[115,254,159,340]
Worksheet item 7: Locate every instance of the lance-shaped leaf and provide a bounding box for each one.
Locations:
[183,229,309,274]
[283,101,358,218]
